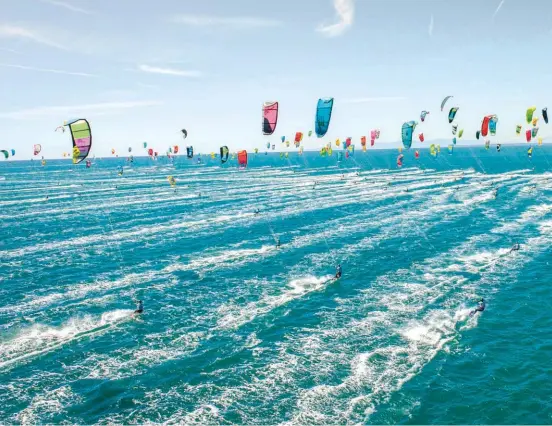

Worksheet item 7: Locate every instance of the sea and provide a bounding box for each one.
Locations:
[1,145,552,424]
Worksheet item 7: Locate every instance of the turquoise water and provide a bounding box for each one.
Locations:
[2,146,552,424]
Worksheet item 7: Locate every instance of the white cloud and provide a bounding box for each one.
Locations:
[429,14,434,37]
[38,0,93,14]
[0,63,96,77]
[171,14,282,28]
[492,0,505,21]
[138,64,201,77]
[317,0,354,37]
[0,101,162,120]
[0,24,67,50]
[0,47,21,54]
[342,96,407,104]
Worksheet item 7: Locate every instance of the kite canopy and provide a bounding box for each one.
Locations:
[526,129,531,142]
[0,150,8,159]
[315,98,334,138]
[187,146,193,158]
[441,96,453,111]
[397,154,404,168]
[481,115,494,137]
[419,133,425,142]
[294,132,303,143]
[237,150,248,167]
[489,116,498,136]
[262,101,278,135]
[220,146,229,163]
[360,136,367,146]
[452,123,458,135]
[65,119,92,164]
[34,144,41,156]
[401,121,417,149]
[148,148,154,156]
[528,146,533,158]
[532,127,539,138]
[476,130,481,140]
[516,125,522,135]
[174,146,179,154]
[181,129,188,139]
[448,107,459,123]
[143,142,147,148]
[526,107,536,124]
[543,108,548,124]
[420,111,430,122]
[10,149,15,156]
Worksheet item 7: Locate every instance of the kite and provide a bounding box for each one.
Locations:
[315,97,334,137]
[420,111,430,122]
[238,150,248,168]
[441,96,453,111]
[401,121,417,149]
[543,108,548,124]
[448,107,459,123]
[526,107,536,124]
[65,119,92,164]
[262,101,278,135]
[397,153,404,167]
[181,129,188,139]
[34,144,41,156]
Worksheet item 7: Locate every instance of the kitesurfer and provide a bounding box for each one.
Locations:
[134,300,144,314]
[276,238,281,249]
[469,298,485,317]
[335,264,342,279]
[254,208,260,215]
[510,243,521,253]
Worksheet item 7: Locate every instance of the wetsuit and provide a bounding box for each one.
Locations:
[335,265,342,279]
[469,299,485,317]
[134,301,143,314]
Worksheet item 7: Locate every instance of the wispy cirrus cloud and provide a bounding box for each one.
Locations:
[317,0,355,37]
[492,0,505,21]
[0,63,96,77]
[138,64,201,77]
[170,14,282,28]
[38,0,93,15]
[0,47,21,54]
[0,101,163,120]
[0,24,67,50]
[342,96,407,104]
[429,14,434,36]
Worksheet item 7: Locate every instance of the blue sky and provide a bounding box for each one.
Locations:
[1,0,550,159]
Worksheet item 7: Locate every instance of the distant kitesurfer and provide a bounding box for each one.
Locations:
[335,264,342,279]
[254,208,260,215]
[469,298,485,317]
[276,238,281,249]
[510,243,521,253]
[134,300,143,314]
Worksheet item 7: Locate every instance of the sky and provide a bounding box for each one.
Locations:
[1,0,552,159]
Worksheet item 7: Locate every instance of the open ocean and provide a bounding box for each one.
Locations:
[2,145,552,424]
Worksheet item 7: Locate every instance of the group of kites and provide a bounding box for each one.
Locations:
[6,97,548,170]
